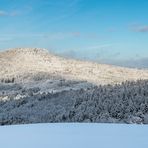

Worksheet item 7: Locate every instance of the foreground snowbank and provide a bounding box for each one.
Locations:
[0,123,148,148]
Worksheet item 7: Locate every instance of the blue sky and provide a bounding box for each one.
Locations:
[0,0,148,67]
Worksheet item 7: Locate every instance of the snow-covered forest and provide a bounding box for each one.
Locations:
[0,79,148,125]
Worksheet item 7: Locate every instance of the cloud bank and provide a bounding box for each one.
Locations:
[131,25,148,33]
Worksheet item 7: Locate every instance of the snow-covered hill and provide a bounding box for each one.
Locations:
[1,48,148,85]
[1,48,148,125]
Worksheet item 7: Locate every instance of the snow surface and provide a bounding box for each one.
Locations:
[0,123,148,148]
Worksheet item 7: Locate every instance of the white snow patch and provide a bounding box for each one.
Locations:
[0,123,148,148]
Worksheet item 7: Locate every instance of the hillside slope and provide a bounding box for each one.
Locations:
[1,48,148,125]
[1,48,148,85]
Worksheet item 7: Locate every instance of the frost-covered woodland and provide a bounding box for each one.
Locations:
[0,79,148,125]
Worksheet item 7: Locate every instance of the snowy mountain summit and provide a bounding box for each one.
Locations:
[1,48,148,85]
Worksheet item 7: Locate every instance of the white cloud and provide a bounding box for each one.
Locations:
[0,10,19,17]
[84,44,113,50]
[67,44,113,51]
[0,32,82,40]
[0,5,33,17]
[0,10,7,16]
[131,24,148,33]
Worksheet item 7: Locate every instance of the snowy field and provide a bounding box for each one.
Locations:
[0,123,148,148]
